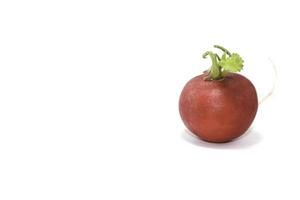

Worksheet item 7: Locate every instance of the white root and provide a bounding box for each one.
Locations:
[258,58,278,105]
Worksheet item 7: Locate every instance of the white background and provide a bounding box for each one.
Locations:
[0,0,299,199]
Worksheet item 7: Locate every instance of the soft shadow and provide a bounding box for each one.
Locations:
[181,128,262,149]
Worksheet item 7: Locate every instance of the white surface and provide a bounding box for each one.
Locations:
[0,0,299,199]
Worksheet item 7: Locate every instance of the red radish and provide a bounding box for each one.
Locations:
[179,45,258,143]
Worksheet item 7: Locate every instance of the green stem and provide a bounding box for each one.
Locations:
[213,45,231,56]
[203,51,222,80]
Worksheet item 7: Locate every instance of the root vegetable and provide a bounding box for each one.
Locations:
[179,45,258,143]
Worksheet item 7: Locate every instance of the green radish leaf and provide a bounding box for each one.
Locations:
[219,53,244,72]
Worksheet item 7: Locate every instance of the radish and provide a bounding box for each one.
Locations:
[179,45,258,143]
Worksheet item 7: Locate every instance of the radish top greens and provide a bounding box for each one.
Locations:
[202,45,244,80]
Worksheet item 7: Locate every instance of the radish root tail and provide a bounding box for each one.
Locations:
[258,58,278,105]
